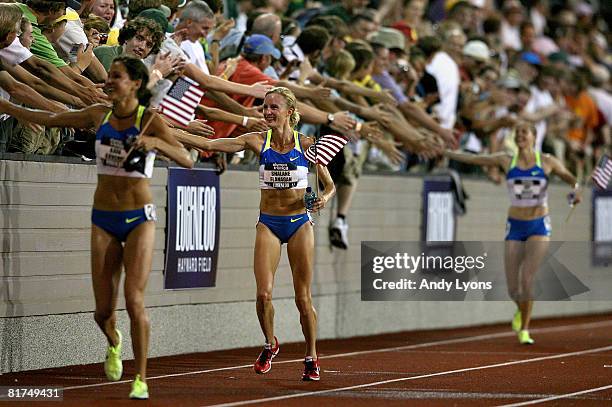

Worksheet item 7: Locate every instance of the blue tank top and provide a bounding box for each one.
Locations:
[259,129,309,190]
[506,151,548,207]
[95,105,155,178]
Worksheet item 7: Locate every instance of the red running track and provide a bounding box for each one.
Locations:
[1,313,611,406]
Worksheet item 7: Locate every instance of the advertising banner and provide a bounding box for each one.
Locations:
[164,167,220,289]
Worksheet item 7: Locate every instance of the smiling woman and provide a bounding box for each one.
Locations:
[445,122,581,346]
[0,55,193,400]
[172,86,336,381]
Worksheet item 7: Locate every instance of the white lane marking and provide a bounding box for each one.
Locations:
[497,384,612,406]
[204,344,612,407]
[60,319,612,392]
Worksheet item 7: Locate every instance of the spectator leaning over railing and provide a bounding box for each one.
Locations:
[16,1,104,90]
[94,17,165,71]
[0,11,86,110]
[0,3,67,154]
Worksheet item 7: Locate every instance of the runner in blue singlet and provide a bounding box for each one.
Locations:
[445,123,581,345]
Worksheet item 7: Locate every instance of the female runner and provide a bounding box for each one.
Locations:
[445,122,580,344]
[0,56,193,397]
[180,86,335,380]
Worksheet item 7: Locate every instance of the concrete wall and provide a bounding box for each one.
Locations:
[1,158,610,373]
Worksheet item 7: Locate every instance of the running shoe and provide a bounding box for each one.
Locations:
[253,336,279,374]
[104,329,123,381]
[302,357,320,381]
[518,329,534,345]
[512,309,522,332]
[129,374,149,400]
[329,217,349,249]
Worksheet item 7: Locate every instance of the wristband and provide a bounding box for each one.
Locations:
[355,122,362,132]
[573,182,579,190]
[242,116,249,127]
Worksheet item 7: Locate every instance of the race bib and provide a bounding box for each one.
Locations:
[98,137,129,168]
[512,178,544,200]
[263,162,299,189]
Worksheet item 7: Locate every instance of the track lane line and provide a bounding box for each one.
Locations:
[204,344,612,407]
[497,384,612,406]
[59,319,612,392]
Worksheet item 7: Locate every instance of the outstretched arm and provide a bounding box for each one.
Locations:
[184,63,272,98]
[444,149,511,169]
[0,99,104,128]
[176,131,262,154]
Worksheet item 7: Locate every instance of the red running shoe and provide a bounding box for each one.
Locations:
[253,336,279,374]
[302,357,320,381]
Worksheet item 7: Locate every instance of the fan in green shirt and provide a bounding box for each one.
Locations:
[94,17,164,71]
[16,1,67,68]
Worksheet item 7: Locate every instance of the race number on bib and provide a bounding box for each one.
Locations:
[263,163,299,189]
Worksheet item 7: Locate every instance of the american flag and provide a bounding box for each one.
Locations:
[304,134,349,166]
[592,154,612,190]
[159,76,204,127]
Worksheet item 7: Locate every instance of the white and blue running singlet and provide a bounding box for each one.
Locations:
[506,151,548,207]
[95,105,156,178]
[259,129,309,190]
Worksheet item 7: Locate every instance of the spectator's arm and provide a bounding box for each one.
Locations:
[0,99,106,128]
[3,62,85,108]
[59,64,97,87]
[276,80,331,103]
[297,102,356,131]
[204,90,251,115]
[520,105,560,123]
[444,149,511,168]
[183,62,272,98]
[318,76,396,105]
[84,54,108,83]
[399,100,457,147]
[20,55,107,105]
[0,71,66,112]
[195,104,268,131]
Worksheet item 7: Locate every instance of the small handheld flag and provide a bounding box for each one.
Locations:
[592,154,612,191]
[159,76,204,127]
[304,134,348,166]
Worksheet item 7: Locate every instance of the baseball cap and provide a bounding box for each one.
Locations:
[519,51,542,65]
[54,8,80,23]
[549,51,569,65]
[243,34,281,59]
[369,27,405,51]
[498,71,523,89]
[138,8,173,33]
[462,40,490,62]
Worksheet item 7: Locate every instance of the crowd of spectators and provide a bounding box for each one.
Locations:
[0,0,609,249]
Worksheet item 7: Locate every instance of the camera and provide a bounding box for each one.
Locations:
[123,135,147,173]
